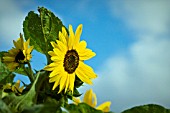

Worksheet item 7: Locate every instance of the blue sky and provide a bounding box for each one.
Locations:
[0,0,170,112]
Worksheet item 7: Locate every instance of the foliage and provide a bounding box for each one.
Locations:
[0,6,169,113]
[122,104,170,113]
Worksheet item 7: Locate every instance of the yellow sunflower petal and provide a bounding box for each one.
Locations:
[62,26,69,42]
[83,89,96,107]
[52,48,65,61]
[96,101,111,112]
[26,46,34,54]
[73,97,81,105]
[3,57,15,62]
[51,56,63,61]
[48,51,56,56]
[79,49,96,60]
[74,24,83,47]
[49,65,63,77]
[49,74,62,83]
[58,72,68,93]
[19,86,24,93]
[74,40,87,52]
[26,54,32,61]
[68,25,75,50]
[64,73,70,93]
[51,74,62,90]
[69,73,75,93]
[56,40,67,52]
[59,31,67,46]
[51,41,58,48]
[20,33,24,45]
[5,62,19,71]
[92,91,97,107]
[76,66,93,85]
[14,80,20,89]
[24,38,30,50]
[44,62,60,71]
[78,61,97,79]
[52,80,60,90]
[8,48,19,55]
[13,38,20,49]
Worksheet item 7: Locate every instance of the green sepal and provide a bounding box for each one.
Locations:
[74,76,84,88]
[73,88,82,97]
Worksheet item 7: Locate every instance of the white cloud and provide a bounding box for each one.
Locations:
[0,0,25,49]
[84,0,170,112]
[109,0,170,35]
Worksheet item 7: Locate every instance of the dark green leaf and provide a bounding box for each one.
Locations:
[0,61,15,87]
[21,99,61,113]
[122,104,170,113]
[2,72,42,112]
[0,99,12,113]
[23,11,45,53]
[74,76,84,88]
[65,103,103,113]
[21,104,62,113]
[23,7,64,54]
[73,88,82,97]
[14,67,30,76]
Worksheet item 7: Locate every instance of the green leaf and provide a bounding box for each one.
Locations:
[0,99,12,113]
[65,103,103,113]
[21,99,62,113]
[122,104,170,113]
[2,72,42,112]
[0,61,15,86]
[23,7,64,54]
[14,67,30,76]
[21,104,62,113]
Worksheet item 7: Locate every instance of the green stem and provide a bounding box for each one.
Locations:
[28,62,35,80]
[25,62,35,83]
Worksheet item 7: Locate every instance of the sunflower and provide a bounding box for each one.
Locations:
[3,80,24,95]
[44,24,97,93]
[73,89,111,112]
[3,34,33,71]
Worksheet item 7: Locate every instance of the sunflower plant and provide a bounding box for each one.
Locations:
[0,7,170,113]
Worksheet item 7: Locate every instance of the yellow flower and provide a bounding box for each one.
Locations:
[3,34,33,71]
[44,24,97,93]
[73,89,111,112]
[11,80,24,94]
[3,80,24,95]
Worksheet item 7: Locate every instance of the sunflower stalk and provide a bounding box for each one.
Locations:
[27,62,35,83]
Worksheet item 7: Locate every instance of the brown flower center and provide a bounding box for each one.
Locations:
[64,50,79,74]
[15,50,25,63]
